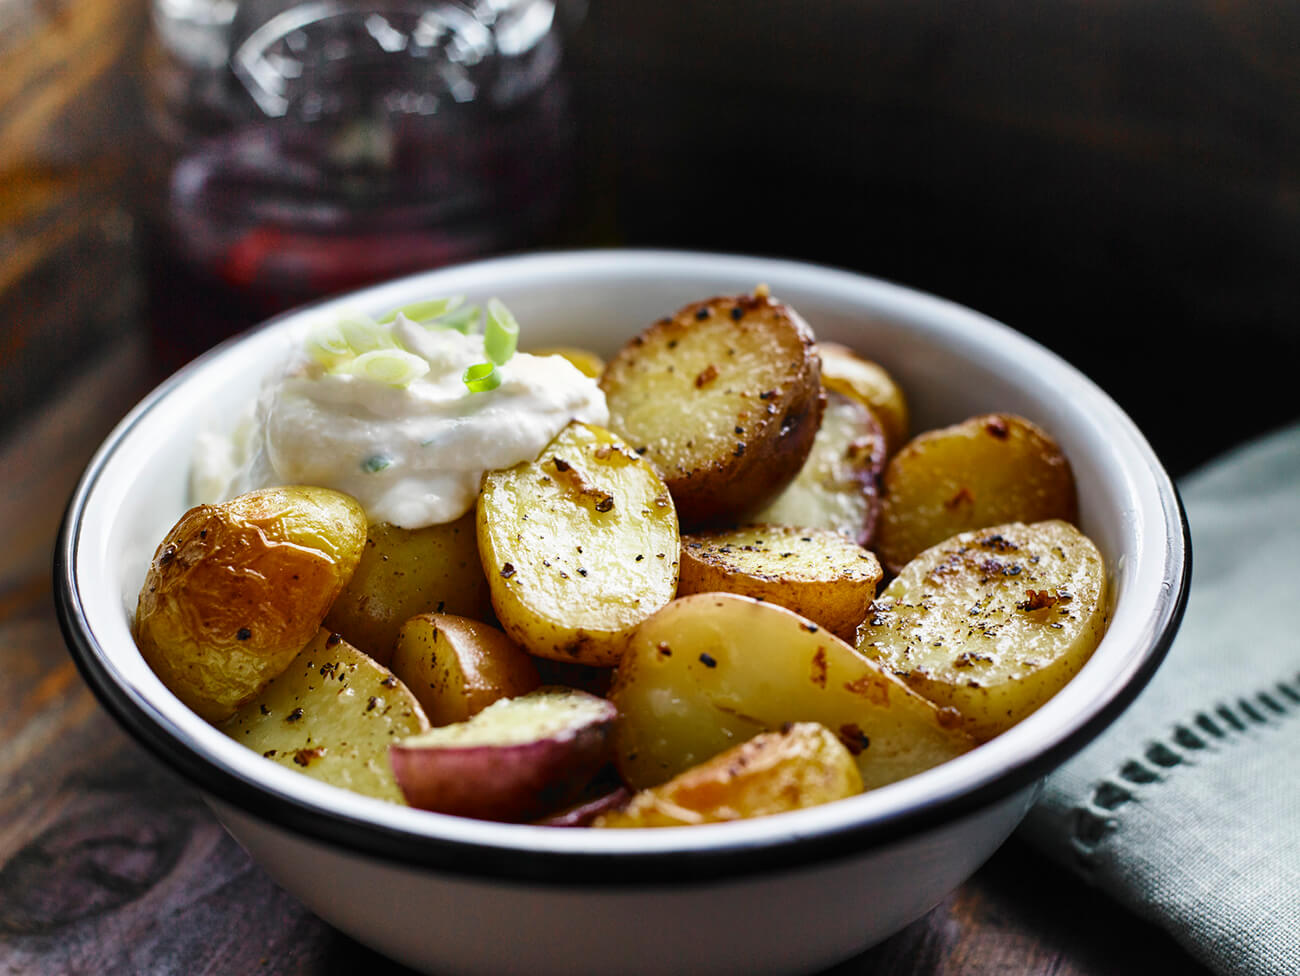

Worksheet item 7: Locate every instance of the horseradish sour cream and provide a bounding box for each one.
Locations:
[192,303,608,528]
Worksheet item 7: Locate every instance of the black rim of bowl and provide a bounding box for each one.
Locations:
[52,256,1193,887]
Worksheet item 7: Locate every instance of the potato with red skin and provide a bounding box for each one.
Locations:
[600,292,825,528]
[133,486,367,723]
[594,723,862,828]
[390,686,618,821]
[817,342,910,458]
[390,613,541,727]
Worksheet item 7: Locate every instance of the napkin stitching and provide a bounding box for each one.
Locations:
[1068,672,1300,873]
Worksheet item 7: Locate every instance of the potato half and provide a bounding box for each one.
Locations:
[223,629,429,803]
[609,592,975,791]
[873,413,1078,574]
[600,292,824,527]
[817,342,909,457]
[323,514,494,666]
[389,686,618,821]
[856,520,1107,741]
[594,722,862,828]
[134,486,367,723]
[478,421,680,666]
[753,389,887,547]
[391,613,541,727]
[677,524,882,641]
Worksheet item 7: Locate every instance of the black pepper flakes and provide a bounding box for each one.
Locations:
[236,627,252,641]
[501,563,516,579]
[285,708,304,723]
[699,652,718,668]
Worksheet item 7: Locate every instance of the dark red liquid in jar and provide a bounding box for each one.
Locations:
[141,1,574,369]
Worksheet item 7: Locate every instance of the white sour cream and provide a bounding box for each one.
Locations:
[192,313,609,528]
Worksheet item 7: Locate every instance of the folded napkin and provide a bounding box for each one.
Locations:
[1021,422,1300,976]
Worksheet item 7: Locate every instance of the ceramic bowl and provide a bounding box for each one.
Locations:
[56,250,1189,976]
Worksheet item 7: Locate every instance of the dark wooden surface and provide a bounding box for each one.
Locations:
[6,0,1295,971]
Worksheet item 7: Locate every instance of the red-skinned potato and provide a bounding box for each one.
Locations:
[390,613,541,727]
[389,686,618,821]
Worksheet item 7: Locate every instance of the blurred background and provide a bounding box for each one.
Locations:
[3,0,1297,476]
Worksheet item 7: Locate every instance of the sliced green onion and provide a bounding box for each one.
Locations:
[349,349,430,387]
[436,303,482,334]
[462,361,501,392]
[485,298,519,364]
[338,314,395,355]
[377,296,465,325]
[304,321,353,370]
[362,454,392,473]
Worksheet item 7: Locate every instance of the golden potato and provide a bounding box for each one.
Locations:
[857,520,1107,741]
[600,292,825,528]
[223,629,429,803]
[609,592,975,791]
[873,413,1078,573]
[753,389,887,546]
[478,421,680,666]
[593,722,862,828]
[677,524,882,641]
[134,486,367,723]
[323,514,494,666]
[818,342,909,457]
[391,613,541,726]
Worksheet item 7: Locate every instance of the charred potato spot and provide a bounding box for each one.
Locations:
[600,293,824,528]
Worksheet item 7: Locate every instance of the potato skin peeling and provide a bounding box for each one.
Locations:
[856,519,1107,741]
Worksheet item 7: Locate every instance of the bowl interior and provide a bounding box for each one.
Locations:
[59,249,1186,879]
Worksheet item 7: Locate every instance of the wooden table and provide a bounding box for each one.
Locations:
[5,0,1295,971]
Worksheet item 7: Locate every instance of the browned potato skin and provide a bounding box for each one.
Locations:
[594,723,862,828]
[600,292,825,528]
[874,413,1078,574]
[391,613,541,727]
[134,486,367,723]
[818,342,910,457]
[323,514,493,666]
[753,389,887,547]
[677,524,882,641]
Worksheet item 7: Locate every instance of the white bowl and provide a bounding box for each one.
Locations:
[56,250,1189,976]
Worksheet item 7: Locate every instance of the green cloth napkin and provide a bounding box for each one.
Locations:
[1020,422,1300,976]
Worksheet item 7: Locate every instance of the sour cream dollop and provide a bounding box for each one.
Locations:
[192,312,609,528]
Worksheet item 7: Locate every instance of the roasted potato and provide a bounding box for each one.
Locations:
[600,292,825,527]
[594,722,862,828]
[609,592,975,792]
[873,413,1078,574]
[223,628,429,803]
[857,520,1107,741]
[753,389,887,546]
[477,421,680,666]
[323,513,494,666]
[389,686,618,821]
[134,486,367,723]
[817,342,909,457]
[390,613,541,726]
[677,524,882,641]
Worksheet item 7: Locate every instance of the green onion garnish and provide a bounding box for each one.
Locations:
[305,321,353,370]
[362,454,392,473]
[463,361,501,392]
[338,315,395,355]
[377,296,465,325]
[349,349,430,387]
[436,303,482,334]
[485,298,519,365]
